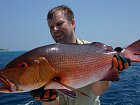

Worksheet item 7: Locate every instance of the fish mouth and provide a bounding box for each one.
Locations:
[0,72,17,93]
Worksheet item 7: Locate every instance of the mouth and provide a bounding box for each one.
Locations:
[54,33,64,40]
[0,72,17,93]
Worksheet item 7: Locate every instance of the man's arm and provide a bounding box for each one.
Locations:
[91,81,110,96]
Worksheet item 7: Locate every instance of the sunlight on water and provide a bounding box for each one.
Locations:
[100,65,140,105]
[17,100,40,105]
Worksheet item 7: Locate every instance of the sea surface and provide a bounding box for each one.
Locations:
[0,51,140,105]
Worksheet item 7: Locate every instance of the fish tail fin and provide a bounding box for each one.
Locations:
[122,39,140,62]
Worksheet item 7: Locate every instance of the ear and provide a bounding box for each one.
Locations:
[71,19,76,29]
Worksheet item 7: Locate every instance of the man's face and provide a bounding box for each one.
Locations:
[48,12,75,43]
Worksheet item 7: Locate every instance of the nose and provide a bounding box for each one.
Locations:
[52,26,59,32]
[50,25,59,36]
[54,26,58,31]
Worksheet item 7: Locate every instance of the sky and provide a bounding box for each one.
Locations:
[0,0,140,51]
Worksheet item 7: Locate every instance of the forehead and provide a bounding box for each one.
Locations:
[48,12,67,24]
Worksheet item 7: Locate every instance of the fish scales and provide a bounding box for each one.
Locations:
[1,40,140,93]
[44,44,114,88]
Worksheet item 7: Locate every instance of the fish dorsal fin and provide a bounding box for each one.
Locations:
[90,42,113,51]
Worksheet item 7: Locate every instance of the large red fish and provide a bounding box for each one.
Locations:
[0,39,140,96]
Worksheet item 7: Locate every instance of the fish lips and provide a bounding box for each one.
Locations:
[0,71,17,93]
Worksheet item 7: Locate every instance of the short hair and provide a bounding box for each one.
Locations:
[47,5,74,22]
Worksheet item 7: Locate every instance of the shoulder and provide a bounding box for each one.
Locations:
[76,38,113,50]
[76,38,91,44]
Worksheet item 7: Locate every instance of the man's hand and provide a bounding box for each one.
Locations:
[113,47,131,72]
[30,86,58,102]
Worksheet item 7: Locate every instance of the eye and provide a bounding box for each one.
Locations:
[57,22,64,27]
[57,22,62,26]
[19,62,28,69]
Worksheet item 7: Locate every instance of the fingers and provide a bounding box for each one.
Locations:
[30,88,58,102]
[113,54,131,72]
[42,89,58,102]
[30,86,45,100]
[112,57,119,69]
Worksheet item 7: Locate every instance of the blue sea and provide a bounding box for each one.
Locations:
[0,51,140,105]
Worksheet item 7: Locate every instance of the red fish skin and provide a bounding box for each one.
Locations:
[0,43,116,92]
[43,44,115,89]
[1,38,140,92]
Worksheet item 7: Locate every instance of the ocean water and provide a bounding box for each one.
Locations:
[0,51,140,105]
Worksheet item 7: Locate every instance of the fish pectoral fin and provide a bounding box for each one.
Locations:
[44,80,90,99]
[57,87,91,99]
[55,78,91,98]
[57,89,76,98]
[57,83,90,99]
[44,81,77,98]
[101,68,120,81]
[44,81,68,90]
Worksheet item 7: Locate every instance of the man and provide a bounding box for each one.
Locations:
[30,5,131,105]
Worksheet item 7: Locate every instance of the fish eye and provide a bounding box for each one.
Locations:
[19,62,28,69]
